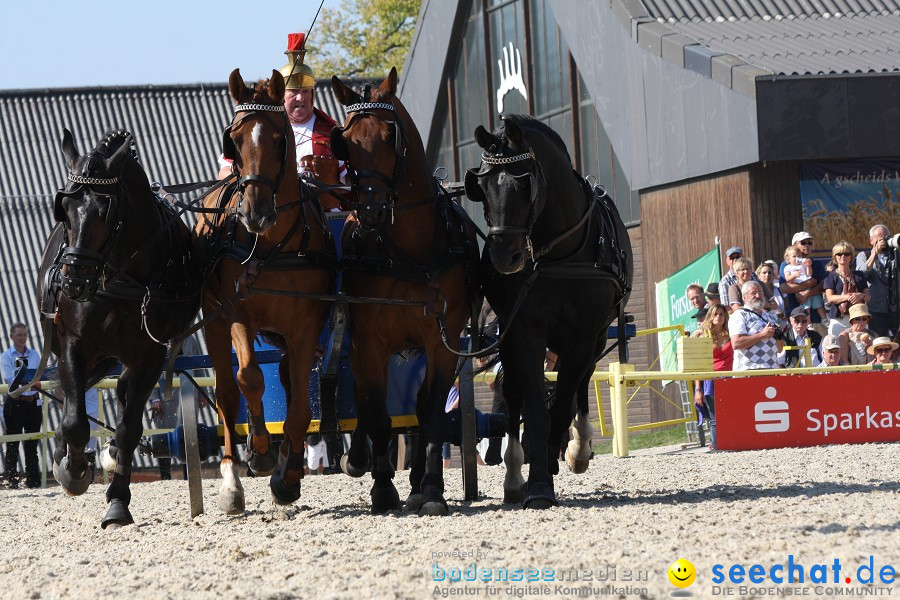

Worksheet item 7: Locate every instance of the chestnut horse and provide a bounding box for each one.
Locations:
[36,129,200,527]
[197,69,333,513]
[330,69,480,515]
[465,115,632,508]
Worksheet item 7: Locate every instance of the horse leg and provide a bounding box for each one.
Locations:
[232,321,277,477]
[102,354,164,529]
[342,347,376,479]
[352,351,399,513]
[52,341,92,496]
[500,370,526,504]
[206,318,245,514]
[270,342,315,505]
[405,385,429,511]
[565,372,594,474]
[416,344,458,516]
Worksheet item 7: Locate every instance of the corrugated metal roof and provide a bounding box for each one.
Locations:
[639,0,900,76]
[0,80,366,346]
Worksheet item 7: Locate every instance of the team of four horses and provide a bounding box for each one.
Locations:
[34,67,632,528]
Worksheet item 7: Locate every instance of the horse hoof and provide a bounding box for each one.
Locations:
[54,457,91,497]
[418,486,448,516]
[270,473,301,506]
[247,446,278,477]
[522,482,558,510]
[405,493,424,512]
[340,453,367,478]
[218,489,246,515]
[101,499,134,529]
[503,487,524,504]
[565,452,590,474]
[371,483,401,514]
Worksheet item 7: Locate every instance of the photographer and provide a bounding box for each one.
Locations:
[855,224,897,338]
[728,281,784,371]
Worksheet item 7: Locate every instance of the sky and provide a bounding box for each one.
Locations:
[1,0,342,90]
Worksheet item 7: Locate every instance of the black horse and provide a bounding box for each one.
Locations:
[465,115,632,508]
[36,129,200,528]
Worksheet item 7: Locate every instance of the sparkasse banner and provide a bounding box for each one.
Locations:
[716,371,900,450]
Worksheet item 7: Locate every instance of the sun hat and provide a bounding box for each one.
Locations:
[848,304,872,321]
[866,336,899,355]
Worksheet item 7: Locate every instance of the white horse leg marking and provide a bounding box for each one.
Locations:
[503,435,525,503]
[218,457,245,515]
[565,411,593,474]
[99,443,117,473]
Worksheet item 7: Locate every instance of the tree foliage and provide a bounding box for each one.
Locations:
[307,0,422,79]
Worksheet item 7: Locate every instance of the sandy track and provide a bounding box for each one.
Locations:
[0,442,897,600]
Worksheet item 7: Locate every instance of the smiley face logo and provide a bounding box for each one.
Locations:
[668,558,696,588]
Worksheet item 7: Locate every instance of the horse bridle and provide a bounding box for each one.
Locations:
[223,102,291,207]
[467,147,543,255]
[336,101,408,225]
[54,171,125,302]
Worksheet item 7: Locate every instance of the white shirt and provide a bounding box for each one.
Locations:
[291,115,316,168]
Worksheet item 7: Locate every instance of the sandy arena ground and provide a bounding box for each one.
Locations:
[0,442,897,600]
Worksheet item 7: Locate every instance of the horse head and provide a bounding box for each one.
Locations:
[330,67,408,229]
[55,128,137,301]
[466,117,546,274]
[223,68,289,234]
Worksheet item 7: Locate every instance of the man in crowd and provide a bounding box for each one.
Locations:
[705,283,721,307]
[1,323,42,488]
[780,231,828,330]
[855,224,897,338]
[718,246,745,302]
[686,283,705,333]
[729,281,784,371]
[820,335,843,367]
[781,307,822,368]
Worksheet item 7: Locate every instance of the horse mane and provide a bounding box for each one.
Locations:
[86,129,138,175]
[501,114,572,163]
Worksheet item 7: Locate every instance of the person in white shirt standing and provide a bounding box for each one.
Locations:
[1,322,43,488]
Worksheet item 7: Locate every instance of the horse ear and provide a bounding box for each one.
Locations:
[331,75,360,106]
[61,128,79,171]
[504,118,524,147]
[329,126,349,161]
[379,67,399,98]
[464,169,487,204]
[474,125,496,150]
[268,70,285,103]
[228,68,250,104]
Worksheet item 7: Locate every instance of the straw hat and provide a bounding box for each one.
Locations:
[866,336,899,355]
[848,304,872,321]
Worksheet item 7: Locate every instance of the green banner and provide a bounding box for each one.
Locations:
[654,246,721,376]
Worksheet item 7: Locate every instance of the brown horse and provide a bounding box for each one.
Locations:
[196,69,333,513]
[330,68,480,515]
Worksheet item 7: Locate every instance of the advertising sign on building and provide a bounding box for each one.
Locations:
[654,246,721,375]
[716,371,900,450]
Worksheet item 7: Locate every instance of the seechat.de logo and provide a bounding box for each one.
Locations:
[755,387,789,433]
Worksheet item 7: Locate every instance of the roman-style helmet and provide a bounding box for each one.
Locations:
[279,32,316,90]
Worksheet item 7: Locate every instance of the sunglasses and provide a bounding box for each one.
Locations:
[875,347,893,354]
[835,252,851,257]
[826,348,840,352]
[792,318,808,323]
[798,240,813,246]
[851,316,870,322]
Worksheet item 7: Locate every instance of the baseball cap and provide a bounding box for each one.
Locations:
[791,231,813,245]
[725,246,743,258]
[789,307,810,319]
[692,306,709,321]
[822,335,841,351]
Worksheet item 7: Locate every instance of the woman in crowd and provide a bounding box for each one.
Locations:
[756,261,784,316]
[837,303,874,365]
[693,303,732,450]
[867,336,899,365]
[823,241,869,336]
[727,257,756,313]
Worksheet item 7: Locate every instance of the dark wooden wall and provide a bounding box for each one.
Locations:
[638,160,803,421]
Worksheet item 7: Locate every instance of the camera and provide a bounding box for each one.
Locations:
[772,327,785,341]
[883,233,900,251]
